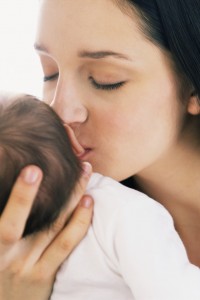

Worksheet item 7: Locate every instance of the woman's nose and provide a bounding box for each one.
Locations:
[50,78,88,127]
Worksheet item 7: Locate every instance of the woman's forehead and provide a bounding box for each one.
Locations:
[37,0,138,35]
[36,0,146,59]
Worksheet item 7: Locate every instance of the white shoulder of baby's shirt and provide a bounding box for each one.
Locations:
[86,173,177,263]
[86,172,173,223]
[86,173,200,300]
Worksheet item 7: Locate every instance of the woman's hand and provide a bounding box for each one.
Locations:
[0,163,93,300]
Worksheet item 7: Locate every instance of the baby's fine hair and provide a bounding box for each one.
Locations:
[0,94,82,237]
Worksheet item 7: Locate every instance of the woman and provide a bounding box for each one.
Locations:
[1,0,200,299]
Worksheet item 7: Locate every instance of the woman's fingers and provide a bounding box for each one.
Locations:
[0,197,93,300]
[19,162,93,269]
[0,166,43,250]
[36,195,94,277]
[32,162,93,276]
[0,162,93,300]
[61,162,93,221]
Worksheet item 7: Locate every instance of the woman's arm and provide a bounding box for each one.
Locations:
[0,163,93,300]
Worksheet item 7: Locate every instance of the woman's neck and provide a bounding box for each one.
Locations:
[135,148,200,211]
[134,134,200,265]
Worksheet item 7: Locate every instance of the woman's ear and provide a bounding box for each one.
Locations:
[187,92,200,115]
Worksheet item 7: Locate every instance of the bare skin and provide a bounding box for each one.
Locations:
[1,0,200,299]
[35,0,200,265]
[0,164,93,299]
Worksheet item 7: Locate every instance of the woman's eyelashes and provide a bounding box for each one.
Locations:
[43,72,59,82]
[89,77,126,91]
[43,72,125,91]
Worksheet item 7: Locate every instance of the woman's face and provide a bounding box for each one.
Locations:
[36,0,187,181]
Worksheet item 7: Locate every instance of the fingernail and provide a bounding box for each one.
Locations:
[81,196,93,208]
[82,162,92,177]
[20,166,41,184]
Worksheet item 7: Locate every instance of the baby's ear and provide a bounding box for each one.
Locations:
[187,91,200,115]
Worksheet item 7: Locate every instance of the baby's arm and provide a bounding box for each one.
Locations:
[113,195,200,300]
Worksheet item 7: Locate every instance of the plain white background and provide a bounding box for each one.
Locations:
[0,0,43,97]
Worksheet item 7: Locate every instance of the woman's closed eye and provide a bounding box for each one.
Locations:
[43,72,59,82]
[89,77,126,91]
[43,72,126,91]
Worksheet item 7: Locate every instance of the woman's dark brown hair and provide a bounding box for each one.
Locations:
[116,0,200,101]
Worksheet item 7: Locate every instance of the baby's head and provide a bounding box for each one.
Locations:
[0,93,82,237]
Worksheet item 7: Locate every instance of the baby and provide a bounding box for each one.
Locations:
[0,93,200,300]
[0,93,81,237]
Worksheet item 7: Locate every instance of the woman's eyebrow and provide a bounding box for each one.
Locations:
[34,43,133,62]
[78,50,132,61]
